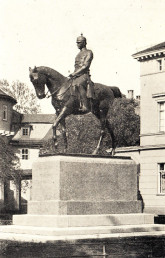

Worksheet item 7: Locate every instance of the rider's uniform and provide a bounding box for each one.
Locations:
[71,48,93,98]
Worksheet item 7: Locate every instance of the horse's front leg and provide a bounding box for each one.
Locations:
[53,106,68,149]
[92,129,105,155]
[52,110,59,148]
[52,126,58,148]
[60,119,67,153]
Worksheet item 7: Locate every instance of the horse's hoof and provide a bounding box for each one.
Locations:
[54,142,58,147]
[53,137,58,148]
[106,148,115,156]
[92,149,98,155]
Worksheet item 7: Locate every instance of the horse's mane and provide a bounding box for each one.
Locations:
[37,66,66,84]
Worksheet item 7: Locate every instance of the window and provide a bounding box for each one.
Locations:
[158,102,165,131]
[21,149,29,160]
[158,163,165,194]
[3,105,7,121]
[157,59,163,71]
[22,128,29,136]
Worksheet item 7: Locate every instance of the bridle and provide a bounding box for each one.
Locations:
[32,70,72,99]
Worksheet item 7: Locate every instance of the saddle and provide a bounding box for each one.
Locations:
[69,76,95,100]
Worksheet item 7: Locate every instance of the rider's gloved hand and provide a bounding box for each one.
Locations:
[69,72,77,79]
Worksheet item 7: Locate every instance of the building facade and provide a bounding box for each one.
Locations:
[116,42,165,215]
[118,42,165,215]
[0,89,19,212]
[0,89,17,136]
[131,42,165,214]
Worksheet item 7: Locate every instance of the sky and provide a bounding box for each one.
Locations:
[0,0,165,113]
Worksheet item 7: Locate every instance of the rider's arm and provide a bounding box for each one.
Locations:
[69,51,93,78]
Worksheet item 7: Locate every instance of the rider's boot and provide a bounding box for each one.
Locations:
[79,85,89,112]
[79,98,89,112]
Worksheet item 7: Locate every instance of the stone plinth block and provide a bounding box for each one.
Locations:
[28,155,142,215]
[13,214,154,228]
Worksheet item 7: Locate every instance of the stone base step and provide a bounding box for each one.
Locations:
[13,213,154,228]
[1,230,165,243]
[1,224,165,237]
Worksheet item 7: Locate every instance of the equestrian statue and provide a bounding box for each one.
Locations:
[29,34,122,155]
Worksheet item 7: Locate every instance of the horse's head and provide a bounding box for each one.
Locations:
[29,66,47,99]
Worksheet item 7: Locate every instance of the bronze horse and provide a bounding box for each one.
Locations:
[29,66,122,155]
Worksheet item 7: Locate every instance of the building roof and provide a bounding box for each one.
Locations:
[12,123,53,141]
[21,114,56,124]
[133,41,165,56]
[132,41,165,61]
[11,114,59,146]
[0,88,17,104]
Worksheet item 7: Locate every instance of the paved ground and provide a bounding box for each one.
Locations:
[0,232,165,257]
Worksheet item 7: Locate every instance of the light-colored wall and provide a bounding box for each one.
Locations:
[140,59,162,76]
[116,149,140,164]
[116,147,165,214]
[140,149,165,214]
[140,71,165,137]
[141,133,165,146]
[15,148,39,212]
[19,148,39,170]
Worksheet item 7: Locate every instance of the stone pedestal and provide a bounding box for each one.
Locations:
[0,155,161,239]
[27,155,142,215]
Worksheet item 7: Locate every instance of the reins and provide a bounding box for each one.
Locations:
[45,88,59,98]
[45,79,72,99]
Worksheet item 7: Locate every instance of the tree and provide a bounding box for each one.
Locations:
[109,97,140,147]
[0,137,21,182]
[0,79,41,114]
[41,96,140,155]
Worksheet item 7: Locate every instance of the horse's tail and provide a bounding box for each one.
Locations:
[110,86,122,98]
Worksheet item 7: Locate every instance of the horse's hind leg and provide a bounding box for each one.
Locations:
[92,108,107,155]
[105,119,116,156]
[93,98,116,156]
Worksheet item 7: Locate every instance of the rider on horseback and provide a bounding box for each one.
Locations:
[69,34,94,112]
